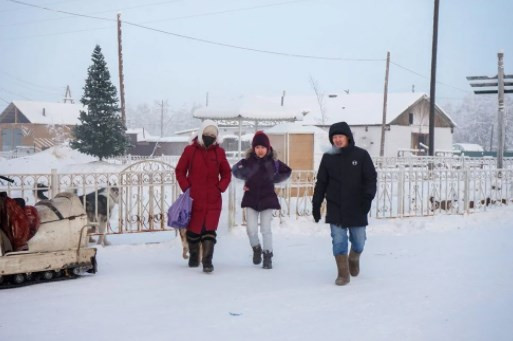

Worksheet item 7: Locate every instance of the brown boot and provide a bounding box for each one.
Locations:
[334,255,350,286]
[349,249,361,277]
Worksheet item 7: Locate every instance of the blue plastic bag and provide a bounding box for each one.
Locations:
[167,189,193,229]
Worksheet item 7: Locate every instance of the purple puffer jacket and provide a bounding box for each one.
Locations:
[232,150,292,212]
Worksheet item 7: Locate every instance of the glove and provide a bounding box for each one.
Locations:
[361,199,372,215]
[312,205,321,223]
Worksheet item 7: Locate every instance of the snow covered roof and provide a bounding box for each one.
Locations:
[9,100,84,125]
[196,93,455,127]
[193,96,305,121]
[126,129,189,143]
[295,92,455,126]
[126,128,154,141]
[264,122,328,135]
[144,136,190,143]
[452,143,484,152]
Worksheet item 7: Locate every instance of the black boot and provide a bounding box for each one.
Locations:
[201,232,217,273]
[186,231,201,268]
[262,250,273,269]
[252,245,262,265]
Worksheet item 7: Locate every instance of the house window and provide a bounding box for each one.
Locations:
[1,128,23,151]
[408,113,414,125]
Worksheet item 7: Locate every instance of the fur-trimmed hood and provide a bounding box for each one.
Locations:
[329,121,355,147]
[244,148,278,160]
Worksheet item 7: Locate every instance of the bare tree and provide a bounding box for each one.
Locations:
[309,76,327,125]
[451,95,513,151]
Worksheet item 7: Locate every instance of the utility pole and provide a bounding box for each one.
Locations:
[206,92,209,107]
[380,51,390,157]
[497,51,506,169]
[161,100,164,137]
[428,0,440,156]
[467,51,512,169]
[63,85,74,103]
[156,100,168,137]
[117,13,126,125]
[489,124,494,152]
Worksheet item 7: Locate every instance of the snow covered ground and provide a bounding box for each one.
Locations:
[1,208,513,341]
[1,147,513,340]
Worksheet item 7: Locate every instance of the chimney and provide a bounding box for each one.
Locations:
[42,108,46,116]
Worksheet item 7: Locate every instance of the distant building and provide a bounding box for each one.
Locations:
[0,100,83,153]
[299,92,456,157]
[194,93,456,157]
[452,143,484,157]
[126,129,189,156]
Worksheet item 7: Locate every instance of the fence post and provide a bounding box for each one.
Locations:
[228,184,235,229]
[398,167,405,217]
[148,180,155,230]
[50,168,58,196]
[463,169,470,214]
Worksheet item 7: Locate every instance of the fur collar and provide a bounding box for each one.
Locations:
[244,148,278,160]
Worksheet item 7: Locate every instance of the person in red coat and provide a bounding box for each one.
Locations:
[175,120,231,273]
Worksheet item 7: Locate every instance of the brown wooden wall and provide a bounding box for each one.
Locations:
[268,133,314,197]
[268,133,314,170]
[0,123,74,151]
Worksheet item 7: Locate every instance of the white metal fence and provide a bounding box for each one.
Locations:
[373,156,513,170]
[2,160,512,236]
[373,168,513,218]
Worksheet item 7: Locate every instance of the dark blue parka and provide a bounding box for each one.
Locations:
[232,149,292,212]
[312,122,377,227]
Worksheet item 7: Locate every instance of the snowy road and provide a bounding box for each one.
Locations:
[1,209,513,341]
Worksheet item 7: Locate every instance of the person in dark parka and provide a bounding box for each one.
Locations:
[175,120,232,273]
[312,121,377,286]
[232,131,291,269]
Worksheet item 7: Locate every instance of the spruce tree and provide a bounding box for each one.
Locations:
[70,45,131,160]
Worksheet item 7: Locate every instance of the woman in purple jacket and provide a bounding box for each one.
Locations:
[231,131,291,269]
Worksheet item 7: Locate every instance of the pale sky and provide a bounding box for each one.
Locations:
[1,0,512,110]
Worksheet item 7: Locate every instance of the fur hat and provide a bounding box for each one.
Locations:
[203,125,218,137]
[252,131,271,150]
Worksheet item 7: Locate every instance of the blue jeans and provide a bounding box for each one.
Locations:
[330,224,366,256]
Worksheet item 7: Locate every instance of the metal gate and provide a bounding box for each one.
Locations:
[118,160,179,233]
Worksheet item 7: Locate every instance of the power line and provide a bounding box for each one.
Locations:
[6,0,115,23]
[0,0,83,13]
[6,0,383,62]
[124,20,384,61]
[7,0,472,94]
[142,0,312,24]
[390,61,471,94]
[0,70,63,90]
[1,0,183,27]
[0,86,32,100]
[4,25,114,40]
[4,0,308,27]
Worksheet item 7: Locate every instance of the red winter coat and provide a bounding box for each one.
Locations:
[175,139,232,234]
